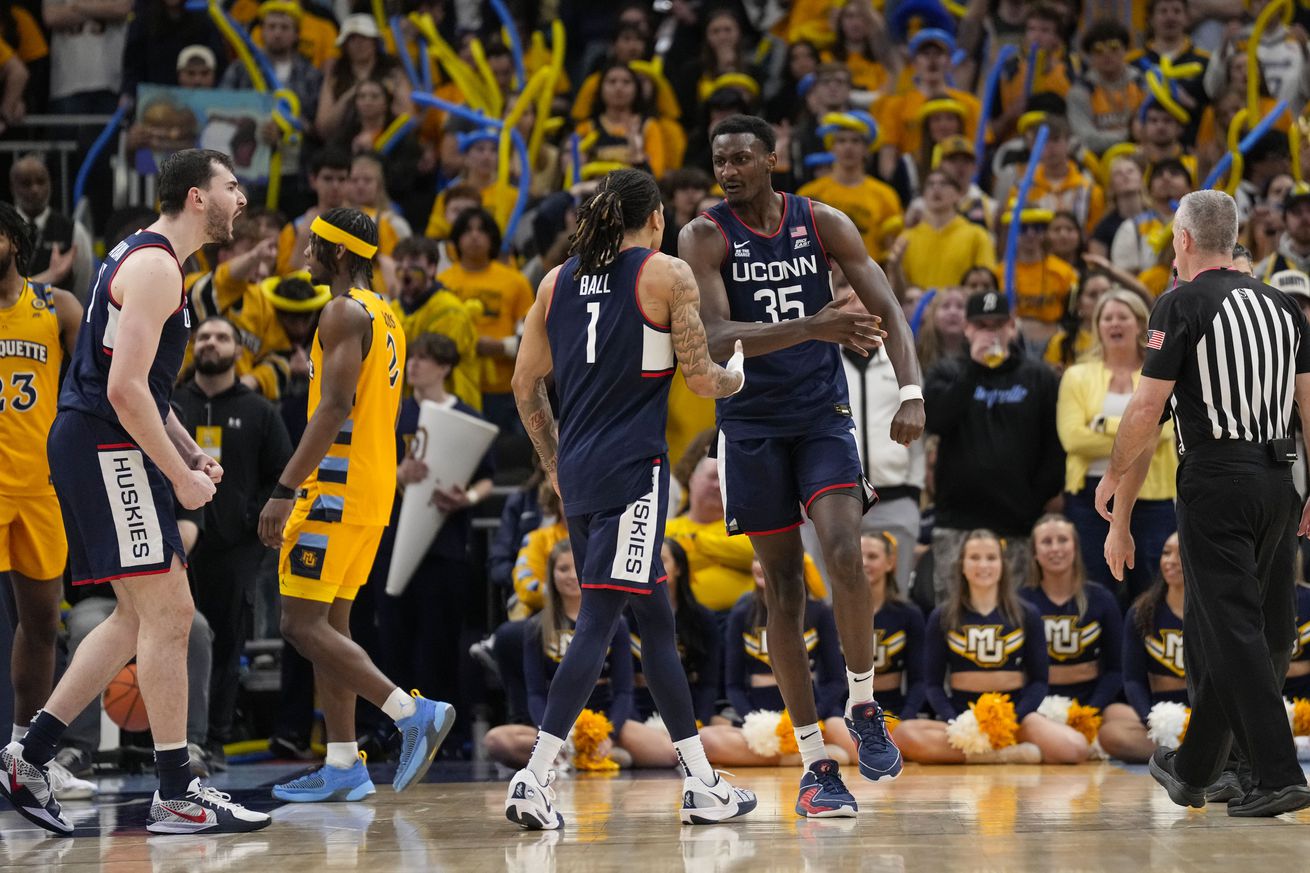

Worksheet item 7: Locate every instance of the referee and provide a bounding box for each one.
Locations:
[1095,189,1310,818]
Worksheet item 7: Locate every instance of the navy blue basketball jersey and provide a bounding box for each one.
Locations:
[547,248,674,516]
[60,231,190,425]
[703,194,849,438]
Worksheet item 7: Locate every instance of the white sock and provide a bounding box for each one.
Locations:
[154,740,187,752]
[794,723,826,769]
[382,688,418,721]
[846,668,874,716]
[673,735,715,783]
[325,742,359,769]
[526,731,565,784]
[11,724,25,743]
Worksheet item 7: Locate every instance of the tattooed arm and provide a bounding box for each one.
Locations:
[641,253,745,399]
[511,269,561,495]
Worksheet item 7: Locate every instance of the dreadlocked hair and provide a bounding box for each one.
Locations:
[569,169,661,279]
[0,202,35,275]
[311,207,378,285]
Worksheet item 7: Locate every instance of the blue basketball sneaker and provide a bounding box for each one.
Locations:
[794,759,857,818]
[393,693,456,793]
[845,701,903,782]
[272,754,376,803]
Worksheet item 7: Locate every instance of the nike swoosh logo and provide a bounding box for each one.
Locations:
[167,805,210,824]
[800,731,818,741]
[734,242,749,249]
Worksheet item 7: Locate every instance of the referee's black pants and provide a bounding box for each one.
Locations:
[1173,443,1306,790]
[192,535,266,747]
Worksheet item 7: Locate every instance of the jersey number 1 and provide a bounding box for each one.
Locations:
[585,301,600,364]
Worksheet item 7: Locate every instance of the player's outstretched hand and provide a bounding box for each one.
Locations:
[174,469,217,510]
[890,398,925,445]
[809,293,885,355]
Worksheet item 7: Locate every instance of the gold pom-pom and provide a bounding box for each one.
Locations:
[971,693,1019,750]
[775,710,825,756]
[1294,698,1310,737]
[1066,702,1103,745]
[884,713,901,732]
[572,708,620,771]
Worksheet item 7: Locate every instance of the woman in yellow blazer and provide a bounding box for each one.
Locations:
[1056,289,1177,604]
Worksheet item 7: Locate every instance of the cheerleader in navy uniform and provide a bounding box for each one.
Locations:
[1098,533,1188,763]
[700,560,854,766]
[861,532,927,722]
[485,541,635,768]
[1284,582,1310,701]
[895,530,1091,764]
[622,540,725,766]
[1021,515,1124,711]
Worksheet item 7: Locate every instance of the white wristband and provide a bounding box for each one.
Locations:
[466,488,482,506]
[899,385,923,403]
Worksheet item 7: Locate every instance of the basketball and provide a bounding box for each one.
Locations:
[103,663,150,732]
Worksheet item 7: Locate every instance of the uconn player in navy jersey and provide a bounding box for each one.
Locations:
[680,114,924,816]
[506,169,755,830]
[0,150,270,836]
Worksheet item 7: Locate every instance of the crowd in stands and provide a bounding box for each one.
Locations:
[7,0,1310,788]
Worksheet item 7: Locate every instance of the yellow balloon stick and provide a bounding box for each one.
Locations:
[497,68,552,225]
[469,38,505,117]
[1248,0,1292,120]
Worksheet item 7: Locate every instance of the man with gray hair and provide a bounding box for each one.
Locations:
[1096,188,1310,818]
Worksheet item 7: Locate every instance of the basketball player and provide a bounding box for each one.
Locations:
[0,204,82,767]
[505,168,755,830]
[0,149,271,835]
[258,208,454,803]
[679,115,924,817]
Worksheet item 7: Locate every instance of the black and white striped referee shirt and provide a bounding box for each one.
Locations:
[1142,267,1310,453]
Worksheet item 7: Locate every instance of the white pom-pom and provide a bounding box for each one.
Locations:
[946,710,994,755]
[741,710,783,758]
[1038,695,1073,725]
[1286,698,1297,731]
[643,713,670,737]
[1296,736,1310,762]
[1087,737,1109,761]
[1147,701,1189,749]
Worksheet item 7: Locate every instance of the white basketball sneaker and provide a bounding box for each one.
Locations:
[680,772,758,825]
[505,768,563,830]
[146,779,272,834]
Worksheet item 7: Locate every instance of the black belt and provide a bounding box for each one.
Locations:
[868,485,921,504]
[1182,437,1297,466]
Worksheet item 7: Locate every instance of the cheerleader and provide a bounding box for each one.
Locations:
[862,532,927,721]
[1021,515,1124,711]
[1285,581,1310,700]
[485,541,634,768]
[621,540,725,767]
[1098,533,1187,763]
[894,530,1091,764]
[700,560,853,766]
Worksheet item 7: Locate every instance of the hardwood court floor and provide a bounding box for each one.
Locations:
[5,762,1309,872]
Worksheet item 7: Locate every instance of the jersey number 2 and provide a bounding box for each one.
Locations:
[585,301,600,364]
[754,285,806,322]
[0,373,37,413]
[386,334,400,387]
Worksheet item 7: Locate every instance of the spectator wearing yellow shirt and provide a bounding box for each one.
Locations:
[425,131,518,240]
[666,458,827,614]
[996,6,1073,137]
[570,24,680,124]
[438,208,534,432]
[822,0,898,97]
[995,207,1078,350]
[889,170,997,293]
[1007,117,1106,232]
[875,30,981,179]
[576,63,667,180]
[275,148,350,276]
[797,112,901,260]
[511,484,567,618]
[392,236,481,410]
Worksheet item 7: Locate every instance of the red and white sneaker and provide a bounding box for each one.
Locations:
[146,779,271,835]
[0,741,73,835]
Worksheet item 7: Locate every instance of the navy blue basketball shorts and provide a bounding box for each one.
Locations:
[717,426,865,536]
[566,459,671,595]
[47,409,185,586]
